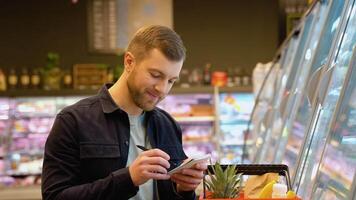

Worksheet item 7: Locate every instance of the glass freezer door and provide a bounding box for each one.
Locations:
[294,1,356,198]
[279,0,347,176]
[311,48,356,200]
[271,0,333,166]
[257,4,317,163]
[290,1,348,191]
[250,35,299,162]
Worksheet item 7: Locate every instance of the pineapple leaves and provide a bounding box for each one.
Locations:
[205,163,242,198]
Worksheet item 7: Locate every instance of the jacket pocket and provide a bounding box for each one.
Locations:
[80,143,121,159]
[79,143,121,181]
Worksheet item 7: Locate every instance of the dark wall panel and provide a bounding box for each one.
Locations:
[0,1,120,70]
[174,0,279,73]
[0,0,279,74]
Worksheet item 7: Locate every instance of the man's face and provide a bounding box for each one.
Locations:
[126,49,183,111]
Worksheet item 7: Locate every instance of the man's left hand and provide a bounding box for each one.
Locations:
[170,161,208,192]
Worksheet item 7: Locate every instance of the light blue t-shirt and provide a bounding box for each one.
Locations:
[126,113,153,200]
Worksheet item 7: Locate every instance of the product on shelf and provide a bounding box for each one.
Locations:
[183,142,218,162]
[218,93,254,164]
[180,121,213,141]
[159,94,214,117]
[1,96,85,187]
[158,93,218,160]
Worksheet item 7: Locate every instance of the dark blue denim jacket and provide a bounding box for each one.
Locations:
[42,84,195,200]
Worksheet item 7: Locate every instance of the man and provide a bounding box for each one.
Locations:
[42,25,207,200]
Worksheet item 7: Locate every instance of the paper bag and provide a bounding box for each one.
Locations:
[244,173,279,198]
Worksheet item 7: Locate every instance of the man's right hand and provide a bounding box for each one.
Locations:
[129,149,171,186]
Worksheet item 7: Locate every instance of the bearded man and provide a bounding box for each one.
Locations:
[42,25,207,200]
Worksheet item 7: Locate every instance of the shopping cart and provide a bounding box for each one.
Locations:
[200,164,301,200]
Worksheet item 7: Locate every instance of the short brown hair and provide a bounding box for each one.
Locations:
[127,25,186,63]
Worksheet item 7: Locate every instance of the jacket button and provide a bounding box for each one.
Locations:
[125,141,129,146]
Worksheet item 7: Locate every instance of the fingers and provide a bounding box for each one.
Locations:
[170,167,205,191]
[146,171,170,180]
[130,149,171,186]
[179,168,205,179]
[171,173,202,185]
[140,156,170,169]
[141,149,170,160]
[172,170,203,192]
[142,164,169,175]
[194,162,208,170]
[173,175,201,192]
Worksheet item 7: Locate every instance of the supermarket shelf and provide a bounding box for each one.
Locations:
[0,89,98,97]
[220,140,253,146]
[5,172,41,178]
[319,168,349,198]
[0,185,41,200]
[174,116,215,122]
[171,85,252,94]
[14,115,55,119]
[0,86,252,97]
[183,139,213,144]
[9,151,44,156]
[12,132,48,139]
[320,165,352,188]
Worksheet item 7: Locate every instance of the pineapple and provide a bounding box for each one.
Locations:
[205,162,242,198]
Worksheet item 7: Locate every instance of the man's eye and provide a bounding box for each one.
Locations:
[168,80,176,84]
[150,73,160,78]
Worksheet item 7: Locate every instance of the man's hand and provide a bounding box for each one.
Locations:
[170,159,208,192]
[129,149,171,186]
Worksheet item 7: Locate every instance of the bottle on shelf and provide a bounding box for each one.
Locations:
[7,69,18,90]
[31,68,41,89]
[190,68,202,86]
[62,69,73,89]
[226,67,235,87]
[20,68,30,89]
[203,63,212,86]
[233,67,242,86]
[211,70,227,87]
[179,69,190,88]
[241,68,250,86]
[0,68,6,91]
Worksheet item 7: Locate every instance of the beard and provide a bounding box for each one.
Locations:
[127,76,165,111]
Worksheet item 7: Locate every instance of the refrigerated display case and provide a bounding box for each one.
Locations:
[0,98,10,176]
[0,86,253,187]
[0,96,84,186]
[282,1,348,184]
[158,87,254,163]
[249,31,301,163]
[254,3,318,164]
[274,0,348,177]
[295,1,356,199]
[269,1,331,165]
[310,45,356,200]
[247,1,356,197]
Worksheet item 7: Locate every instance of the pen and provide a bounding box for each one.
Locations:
[136,145,149,151]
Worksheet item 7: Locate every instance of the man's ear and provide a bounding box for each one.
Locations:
[124,52,135,73]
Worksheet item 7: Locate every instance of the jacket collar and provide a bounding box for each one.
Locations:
[98,83,123,114]
[98,84,157,116]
